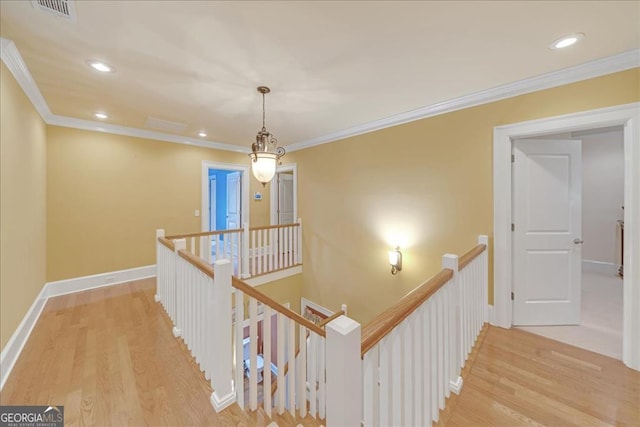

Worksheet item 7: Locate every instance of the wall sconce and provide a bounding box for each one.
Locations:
[388,247,402,275]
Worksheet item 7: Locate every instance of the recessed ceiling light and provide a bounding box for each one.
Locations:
[198,131,207,137]
[94,112,108,119]
[86,60,115,73]
[550,33,584,50]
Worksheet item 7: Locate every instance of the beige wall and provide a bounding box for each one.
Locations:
[0,62,47,350]
[46,127,270,282]
[286,68,639,325]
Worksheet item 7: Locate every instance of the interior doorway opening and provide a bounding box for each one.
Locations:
[513,126,624,360]
[201,161,250,233]
[270,164,297,225]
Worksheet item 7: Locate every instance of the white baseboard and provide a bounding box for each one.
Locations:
[0,264,156,391]
[450,376,464,395]
[582,260,619,275]
[46,265,156,298]
[245,265,302,287]
[487,304,496,325]
[0,285,48,390]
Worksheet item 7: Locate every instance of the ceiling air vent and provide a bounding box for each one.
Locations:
[31,0,77,22]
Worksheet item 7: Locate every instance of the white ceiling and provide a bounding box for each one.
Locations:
[1,1,638,150]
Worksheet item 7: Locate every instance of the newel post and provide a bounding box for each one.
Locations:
[154,229,164,302]
[326,315,361,426]
[210,259,236,412]
[442,253,462,394]
[241,222,251,279]
[172,238,186,338]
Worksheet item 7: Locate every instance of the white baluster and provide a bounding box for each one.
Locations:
[363,346,379,427]
[251,229,256,276]
[235,289,245,410]
[257,229,262,275]
[288,318,296,416]
[298,327,307,417]
[155,229,164,302]
[318,336,326,419]
[242,222,250,279]
[379,337,391,426]
[277,313,286,414]
[249,298,258,410]
[390,328,401,425]
[402,319,413,425]
[297,219,303,265]
[437,290,445,410]
[173,239,186,338]
[308,333,318,418]
[421,301,431,424]
[412,308,423,425]
[263,305,272,417]
[278,227,283,270]
[429,299,438,422]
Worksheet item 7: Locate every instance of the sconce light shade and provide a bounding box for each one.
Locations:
[389,247,402,275]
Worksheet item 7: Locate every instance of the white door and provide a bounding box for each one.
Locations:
[278,173,294,224]
[226,172,241,230]
[512,139,582,325]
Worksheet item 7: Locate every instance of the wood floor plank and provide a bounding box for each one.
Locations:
[446,326,640,427]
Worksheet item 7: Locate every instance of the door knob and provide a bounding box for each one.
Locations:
[573,238,584,244]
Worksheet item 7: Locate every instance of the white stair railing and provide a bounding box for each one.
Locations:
[232,277,327,422]
[248,220,302,276]
[354,235,488,427]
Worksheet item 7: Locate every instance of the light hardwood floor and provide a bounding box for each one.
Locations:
[2,278,637,426]
[0,279,319,426]
[445,326,639,426]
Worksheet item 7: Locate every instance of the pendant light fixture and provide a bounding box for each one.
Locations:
[249,86,285,186]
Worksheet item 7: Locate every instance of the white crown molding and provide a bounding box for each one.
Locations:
[286,49,640,152]
[46,114,249,153]
[2,36,638,154]
[0,37,53,120]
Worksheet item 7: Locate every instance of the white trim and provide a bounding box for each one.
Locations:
[244,266,302,287]
[45,265,156,298]
[210,389,236,412]
[301,297,334,317]
[2,36,638,155]
[0,264,157,390]
[47,114,247,152]
[487,304,496,326]
[0,284,48,391]
[287,50,640,152]
[449,376,464,395]
[493,102,640,371]
[0,38,52,121]
[269,163,298,226]
[201,161,250,233]
[582,260,619,275]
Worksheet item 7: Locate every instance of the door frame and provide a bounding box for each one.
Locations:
[201,161,250,233]
[493,102,639,370]
[209,176,217,231]
[270,163,298,225]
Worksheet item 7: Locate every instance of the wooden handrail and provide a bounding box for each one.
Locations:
[232,277,325,337]
[249,223,300,232]
[165,228,244,240]
[318,310,345,328]
[360,268,454,357]
[458,244,487,270]
[178,249,214,278]
[158,237,175,251]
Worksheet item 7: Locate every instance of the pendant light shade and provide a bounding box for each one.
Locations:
[249,86,285,186]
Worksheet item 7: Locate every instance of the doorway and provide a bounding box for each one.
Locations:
[270,164,297,225]
[493,102,640,371]
[201,161,250,233]
[512,128,624,359]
